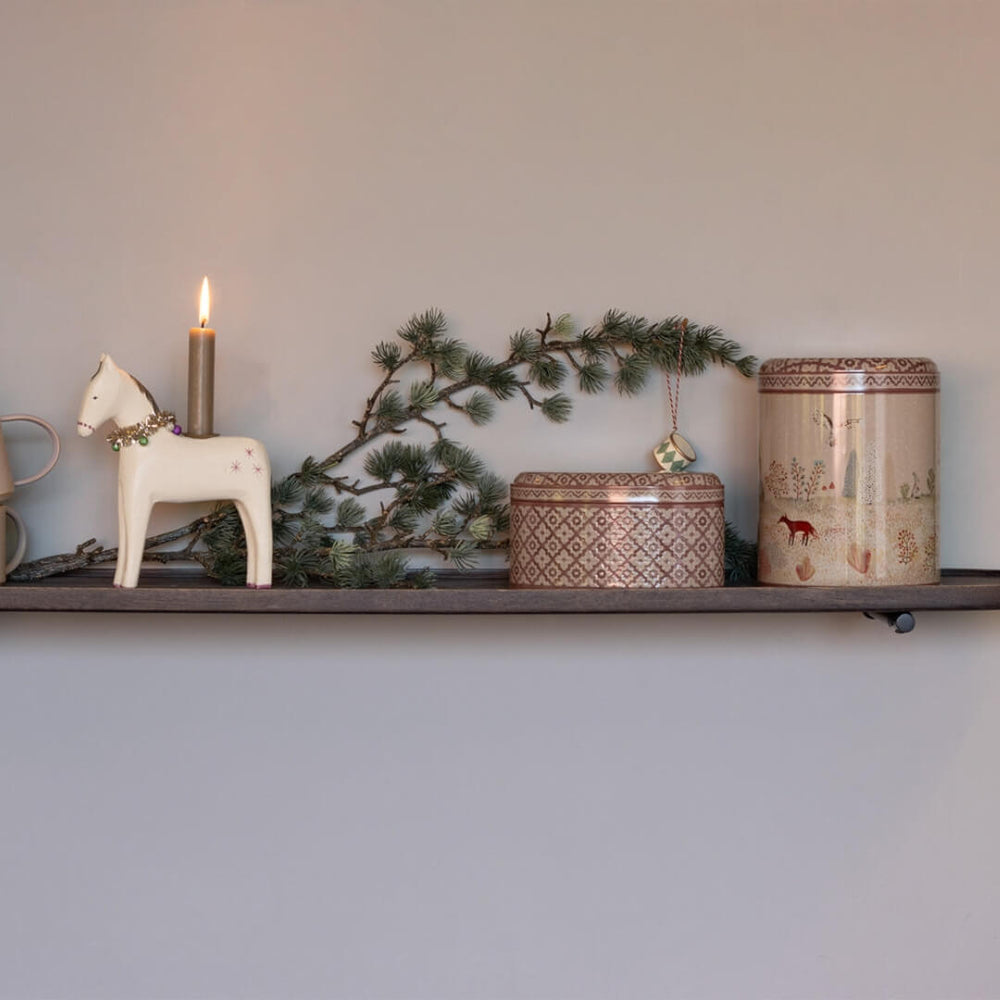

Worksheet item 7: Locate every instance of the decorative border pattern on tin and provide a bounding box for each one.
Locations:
[518,497,723,508]
[759,357,939,394]
[511,471,725,505]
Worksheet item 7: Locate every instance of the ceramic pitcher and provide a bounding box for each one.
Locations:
[0,414,60,499]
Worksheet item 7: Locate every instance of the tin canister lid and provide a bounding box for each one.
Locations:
[758,357,939,394]
[511,471,724,504]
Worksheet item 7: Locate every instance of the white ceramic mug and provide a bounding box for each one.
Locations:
[1,505,27,584]
[0,414,61,499]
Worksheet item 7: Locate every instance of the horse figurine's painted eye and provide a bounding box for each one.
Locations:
[93,395,99,400]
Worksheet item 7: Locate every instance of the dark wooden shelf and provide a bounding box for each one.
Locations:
[1,567,999,616]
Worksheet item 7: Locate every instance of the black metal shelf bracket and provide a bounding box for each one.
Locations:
[863,610,916,634]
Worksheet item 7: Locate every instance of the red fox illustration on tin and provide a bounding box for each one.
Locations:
[778,514,819,546]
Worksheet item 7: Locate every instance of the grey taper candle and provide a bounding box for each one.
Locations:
[187,325,215,437]
[186,276,216,438]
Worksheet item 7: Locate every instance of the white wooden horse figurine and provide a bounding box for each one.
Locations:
[77,354,272,588]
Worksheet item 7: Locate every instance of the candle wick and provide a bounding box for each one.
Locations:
[201,320,207,329]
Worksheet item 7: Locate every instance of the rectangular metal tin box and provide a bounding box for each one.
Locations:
[509,471,725,589]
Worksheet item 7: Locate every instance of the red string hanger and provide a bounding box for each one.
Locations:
[653,319,696,473]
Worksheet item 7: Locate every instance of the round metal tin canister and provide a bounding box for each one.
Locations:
[509,471,725,589]
[758,357,939,586]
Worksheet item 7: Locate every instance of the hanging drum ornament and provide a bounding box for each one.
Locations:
[757,357,939,587]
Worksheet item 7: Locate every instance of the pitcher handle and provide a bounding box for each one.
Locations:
[0,415,61,486]
[4,507,27,574]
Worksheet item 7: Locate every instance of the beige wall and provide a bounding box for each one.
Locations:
[2,2,999,997]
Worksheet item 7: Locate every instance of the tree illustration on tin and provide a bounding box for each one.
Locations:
[842,449,857,499]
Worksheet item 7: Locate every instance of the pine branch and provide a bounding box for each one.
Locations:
[724,522,758,584]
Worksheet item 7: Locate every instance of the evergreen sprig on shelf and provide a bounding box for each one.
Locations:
[12,309,758,586]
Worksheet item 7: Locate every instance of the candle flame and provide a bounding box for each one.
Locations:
[199,276,211,327]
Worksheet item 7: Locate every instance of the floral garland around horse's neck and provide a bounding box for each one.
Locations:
[106,411,180,451]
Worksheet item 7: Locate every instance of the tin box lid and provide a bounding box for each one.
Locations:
[758,357,939,393]
[511,471,724,504]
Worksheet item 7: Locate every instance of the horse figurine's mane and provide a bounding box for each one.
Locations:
[129,373,160,414]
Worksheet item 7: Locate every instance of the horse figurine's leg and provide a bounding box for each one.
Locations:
[254,500,273,587]
[233,500,257,587]
[118,484,153,589]
[113,478,128,587]
[234,500,253,580]
[235,492,273,588]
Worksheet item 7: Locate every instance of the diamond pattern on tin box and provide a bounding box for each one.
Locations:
[509,496,724,589]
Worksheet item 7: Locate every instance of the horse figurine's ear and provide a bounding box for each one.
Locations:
[88,353,113,385]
